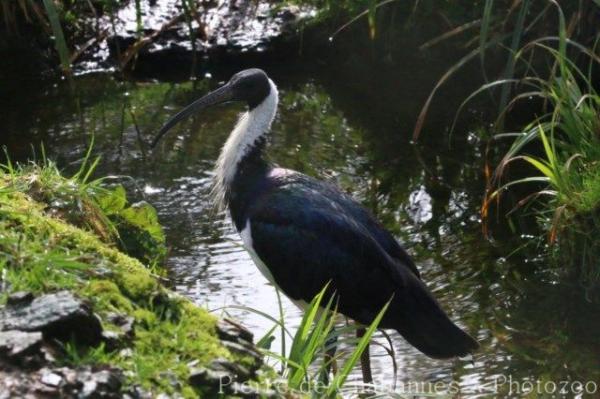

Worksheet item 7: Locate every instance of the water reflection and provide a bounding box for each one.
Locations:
[1,73,599,396]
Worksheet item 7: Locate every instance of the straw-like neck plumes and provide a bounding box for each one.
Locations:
[212,79,278,210]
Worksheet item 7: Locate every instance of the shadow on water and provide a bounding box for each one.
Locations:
[1,45,599,397]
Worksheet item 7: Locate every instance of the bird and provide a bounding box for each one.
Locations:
[151,68,478,380]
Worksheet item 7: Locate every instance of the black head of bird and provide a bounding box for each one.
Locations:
[151,68,272,148]
[153,68,479,367]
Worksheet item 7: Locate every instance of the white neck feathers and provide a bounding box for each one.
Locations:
[212,79,279,208]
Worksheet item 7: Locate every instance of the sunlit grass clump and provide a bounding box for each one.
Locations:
[2,147,166,266]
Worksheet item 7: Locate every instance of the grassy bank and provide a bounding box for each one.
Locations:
[0,157,260,397]
[482,38,600,298]
[478,2,600,298]
[410,0,600,297]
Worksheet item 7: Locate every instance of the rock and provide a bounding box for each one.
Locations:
[189,365,276,398]
[217,318,254,344]
[221,340,263,367]
[34,379,61,396]
[230,381,278,398]
[189,356,259,395]
[101,313,136,350]
[118,348,134,358]
[6,291,33,306]
[106,312,136,338]
[80,369,122,398]
[55,367,79,385]
[188,367,231,390]
[0,330,43,359]
[209,357,252,382]
[40,344,60,364]
[123,384,153,399]
[101,330,124,351]
[0,366,123,398]
[158,371,181,391]
[0,290,103,345]
[40,368,63,387]
[95,370,122,390]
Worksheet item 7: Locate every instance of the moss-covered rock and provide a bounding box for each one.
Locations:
[3,163,167,266]
[0,164,264,397]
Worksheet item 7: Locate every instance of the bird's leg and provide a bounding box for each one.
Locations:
[356,327,373,385]
[379,329,397,391]
[322,328,338,384]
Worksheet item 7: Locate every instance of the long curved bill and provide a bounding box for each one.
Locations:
[150,83,235,148]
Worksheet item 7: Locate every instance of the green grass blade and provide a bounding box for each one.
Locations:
[413,33,510,141]
[497,0,530,126]
[288,294,336,388]
[81,156,101,185]
[260,349,304,371]
[488,176,552,201]
[326,299,391,397]
[450,78,520,137]
[549,0,567,67]
[73,135,95,181]
[2,146,15,176]
[288,285,328,360]
[521,156,555,182]
[537,124,556,170]
[41,0,71,74]
[256,324,278,350]
[480,0,494,80]
[134,0,142,38]
[367,0,377,39]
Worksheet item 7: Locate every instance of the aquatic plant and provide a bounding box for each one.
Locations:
[224,284,392,397]
[482,47,600,295]
[423,0,600,296]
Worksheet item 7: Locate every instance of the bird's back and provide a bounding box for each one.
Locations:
[234,167,478,359]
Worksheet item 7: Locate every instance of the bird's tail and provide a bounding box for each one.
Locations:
[388,276,479,359]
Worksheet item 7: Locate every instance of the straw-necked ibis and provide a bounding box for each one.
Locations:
[151,69,478,381]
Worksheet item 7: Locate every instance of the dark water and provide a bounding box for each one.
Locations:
[2,63,599,397]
